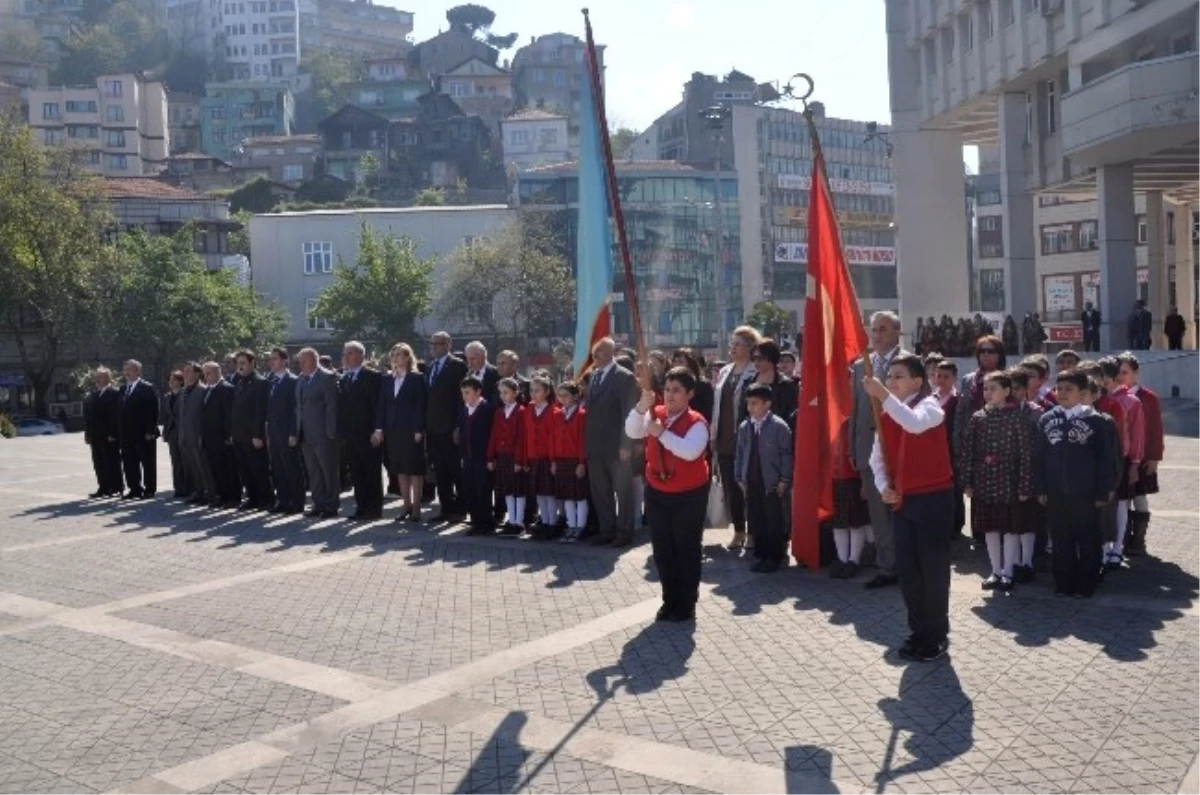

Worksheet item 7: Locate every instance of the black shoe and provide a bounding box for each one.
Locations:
[827,561,844,578]
[136,492,155,501]
[121,491,141,500]
[664,608,695,622]
[238,501,257,512]
[267,504,285,514]
[588,533,617,546]
[864,573,898,590]
[187,496,207,505]
[838,561,860,579]
[982,574,1002,591]
[1013,564,1035,584]
[655,604,673,622]
[286,505,305,515]
[89,490,106,498]
[304,508,322,517]
[759,560,781,574]
[221,500,240,509]
[319,510,339,519]
[750,561,766,573]
[999,576,1014,594]
[497,524,523,537]
[914,639,950,662]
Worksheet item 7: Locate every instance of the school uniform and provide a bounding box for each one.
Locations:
[552,405,588,502]
[870,393,955,658]
[734,411,793,569]
[523,403,559,499]
[458,399,496,533]
[1127,383,1163,555]
[1018,401,1047,562]
[959,404,1033,536]
[487,403,527,499]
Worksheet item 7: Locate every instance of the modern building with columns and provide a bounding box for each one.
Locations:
[885,0,1198,348]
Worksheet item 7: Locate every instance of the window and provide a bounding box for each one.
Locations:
[1001,0,1014,26]
[976,189,1002,206]
[981,0,994,39]
[303,241,332,274]
[108,154,128,170]
[448,81,469,97]
[1024,90,1032,142]
[532,68,545,83]
[960,13,973,54]
[104,80,122,97]
[1041,225,1075,254]
[941,27,954,65]
[553,70,566,86]
[538,127,558,144]
[979,216,1000,231]
[282,164,303,182]
[510,129,531,145]
[1046,79,1056,134]
[65,100,97,113]
[1136,215,1148,244]
[979,242,1004,258]
[1168,211,1175,244]
[358,90,378,105]
[89,151,102,165]
[210,106,226,120]
[305,299,330,330]
[106,105,125,122]
[42,102,60,120]
[980,269,1006,312]
[1079,220,1097,250]
[43,129,62,144]
[341,131,352,148]
[105,130,125,147]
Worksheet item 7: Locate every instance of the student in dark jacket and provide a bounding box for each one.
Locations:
[672,348,714,423]
[457,375,496,535]
[200,361,239,508]
[117,359,160,499]
[339,340,384,520]
[1034,370,1120,598]
[265,347,303,514]
[373,343,428,522]
[425,332,469,520]
[231,350,273,510]
[84,367,124,498]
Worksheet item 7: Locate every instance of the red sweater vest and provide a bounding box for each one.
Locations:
[487,404,526,465]
[879,398,953,497]
[645,406,710,493]
[552,405,586,463]
[523,403,559,461]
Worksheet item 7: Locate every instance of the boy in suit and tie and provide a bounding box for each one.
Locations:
[735,383,794,573]
[457,375,496,535]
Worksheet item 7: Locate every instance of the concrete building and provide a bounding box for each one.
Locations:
[0,57,48,92]
[201,81,294,160]
[885,0,1199,348]
[727,102,898,328]
[500,108,568,171]
[235,133,321,184]
[167,91,202,153]
[167,0,301,88]
[514,160,739,354]
[298,0,413,59]
[27,73,169,177]
[248,205,514,345]
[436,57,514,132]
[342,56,429,119]
[511,33,604,155]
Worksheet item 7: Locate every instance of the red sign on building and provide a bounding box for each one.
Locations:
[1046,323,1084,343]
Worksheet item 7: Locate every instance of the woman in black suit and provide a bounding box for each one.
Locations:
[746,339,799,431]
[372,343,428,523]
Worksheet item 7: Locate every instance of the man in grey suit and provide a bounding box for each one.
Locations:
[585,337,640,547]
[294,346,340,518]
[176,362,215,505]
[849,311,903,589]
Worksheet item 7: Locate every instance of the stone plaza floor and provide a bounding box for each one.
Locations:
[0,430,1196,794]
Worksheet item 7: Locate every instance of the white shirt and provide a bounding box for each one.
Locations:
[465,400,482,417]
[562,404,577,420]
[392,371,406,396]
[503,403,516,419]
[125,378,141,395]
[472,367,489,380]
[869,393,945,495]
[624,408,708,462]
[534,403,549,418]
[591,362,615,389]
[871,346,901,375]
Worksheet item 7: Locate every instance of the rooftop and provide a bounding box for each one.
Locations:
[102,178,212,201]
[523,159,701,175]
[241,134,322,147]
[263,204,509,218]
[504,108,565,122]
[170,151,230,162]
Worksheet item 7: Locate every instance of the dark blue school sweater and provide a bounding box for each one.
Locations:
[1033,406,1120,502]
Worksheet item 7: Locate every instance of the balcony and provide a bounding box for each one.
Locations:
[1061,52,1199,167]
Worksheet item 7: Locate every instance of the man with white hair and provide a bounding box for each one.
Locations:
[294,347,341,518]
[586,336,640,546]
[464,341,500,404]
[200,361,240,508]
[84,367,123,498]
[339,340,384,520]
[117,359,160,500]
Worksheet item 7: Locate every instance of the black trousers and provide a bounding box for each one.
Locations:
[120,437,157,495]
[205,442,240,502]
[1168,335,1183,351]
[345,435,383,515]
[90,439,123,494]
[1083,332,1100,352]
[461,456,494,529]
[892,488,954,648]
[428,432,463,514]
[646,483,707,613]
[746,484,786,564]
[167,438,191,496]
[268,434,304,510]
[717,453,746,533]
[234,440,272,506]
[1047,495,1102,596]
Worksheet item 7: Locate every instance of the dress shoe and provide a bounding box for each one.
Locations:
[285,506,305,515]
[608,533,633,549]
[222,500,240,509]
[497,524,523,537]
[759,560,782,574]
[663,608,695,622]
[407,510,422,523]
[88,490,106,499]
[864,573,899,590]
[319,510,339,519]
[267,504,285,514]
[208,498,224,508]
[121,491,141,500]
[136,492,155,501]
[304,508,322,518]
[655,605,673,622]
[238,501,257,512]
[588,533,616,546]
[187,495,207,505]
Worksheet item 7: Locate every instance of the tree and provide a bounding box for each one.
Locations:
[227,209,252,258]
[295,175,351,204]
[0,111,113,418]
[102,228,286,380]
[436,212,574,351]
[311,223,435,346]
[228,177,278,214]
[53,25,128,86]
[413,187,446,206]
[162,50,210,96]
[744,300,791,342]
[304,50,362,122]
[0,29,43,62]
[610,127,639,160]
[446,4,496,35]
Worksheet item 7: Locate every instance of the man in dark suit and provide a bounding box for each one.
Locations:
[84,366,123,498]
[201,361,239,508]
[177,362,214,505]
[426,331,469,522]
[231,350,273,510]
[295,347,341,518]
[496,350,530,403]
[584,337,640,547]
[265,347,303,514]
[117,360,159,500]
[465,341,501,404]
[1080,302,1101,353]
[339,340,384,520]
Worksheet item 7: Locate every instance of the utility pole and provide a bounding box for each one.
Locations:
[699,104,731,351]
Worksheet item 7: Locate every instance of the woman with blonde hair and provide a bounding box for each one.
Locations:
[711,325,763,550]
[372,343,429,522]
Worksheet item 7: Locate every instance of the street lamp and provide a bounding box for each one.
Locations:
[699,104,732,349]
[864,121,894,159]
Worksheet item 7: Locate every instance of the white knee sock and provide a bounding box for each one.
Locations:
[514,496,526,524]
[539,496,556,525]
[1002,535,1021,578]
[1133,494,1149,512]
[573,500,588,529]
[1019,533,1036,567]
[849,527,867,562]
[834,528,850,562]
[986,532,1003,576]
[563,500,577,528]
[1113,500,1130,554]
[505,495,517,522]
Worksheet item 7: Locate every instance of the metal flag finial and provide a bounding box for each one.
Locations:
[780,73,816,114]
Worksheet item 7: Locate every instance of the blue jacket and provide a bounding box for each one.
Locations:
[1033,406,1120,502]
[265,371,298,440]
[375,371,427,436]
[733,412,793,492]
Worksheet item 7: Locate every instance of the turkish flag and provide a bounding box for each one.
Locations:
[791,152,868,569]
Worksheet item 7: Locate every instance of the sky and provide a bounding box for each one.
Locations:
[391,0,895,132]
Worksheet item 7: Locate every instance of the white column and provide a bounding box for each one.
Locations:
[1145,191,1167,347]
[998,92,1036,320]
[1097,164,1137,350]
[1174,203,1197,349]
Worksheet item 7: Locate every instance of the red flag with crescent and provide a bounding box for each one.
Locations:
[790,151,868,569]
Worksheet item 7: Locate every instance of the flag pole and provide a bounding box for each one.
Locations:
[796,85,895,500]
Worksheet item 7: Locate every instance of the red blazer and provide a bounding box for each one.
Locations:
[487,403,527,465]
[1134,385,1164,462]
[523,402,559,461]
[552,405,587,463]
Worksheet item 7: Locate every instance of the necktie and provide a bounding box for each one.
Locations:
[269,376,278,397]
[431,360,442,382]
[592,368,605,392]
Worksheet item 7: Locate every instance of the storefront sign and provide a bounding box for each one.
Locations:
[1046,323,1084,343]
[774,242,896,266]
[1044,275,1076,312]
[773,207,892,228]
[777,174,894,196]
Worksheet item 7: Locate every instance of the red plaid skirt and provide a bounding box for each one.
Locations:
[1135,462,1159,496]
[492,454,525,497]
[832,477,870,529]
[1116,456,1137,501]
[526,458,555,497]
[970,499,1023,536]
[553,457,589,501]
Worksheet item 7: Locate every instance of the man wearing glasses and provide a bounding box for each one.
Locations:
[425,332,468,522]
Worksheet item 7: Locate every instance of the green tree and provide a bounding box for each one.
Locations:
[413,186,446,206]
[0,29,43,62]
[744,300,791,342]
[446,3,495,35]
[610,126,639,159]
[53,25,127,85]
[228,209,252,258]
[228,177,278,214]
[312,222,434,346]
[436,212,574,351]
[305,50,362,122]
[102,228,285,380]
[0,111,112,418]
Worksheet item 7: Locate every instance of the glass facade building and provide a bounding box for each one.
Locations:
[517,162,739,352]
